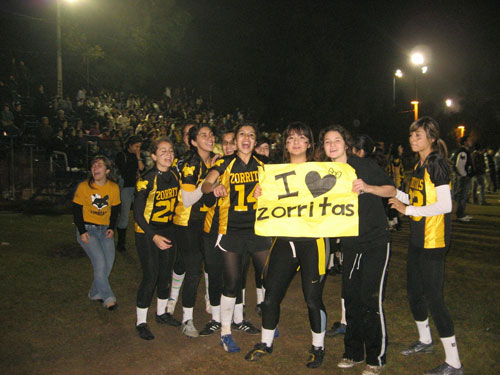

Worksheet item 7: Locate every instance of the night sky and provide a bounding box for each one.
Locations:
[1,0,499,142]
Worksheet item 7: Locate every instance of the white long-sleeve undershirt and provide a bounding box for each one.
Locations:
[395,185,452,217]
[181,184,203,207]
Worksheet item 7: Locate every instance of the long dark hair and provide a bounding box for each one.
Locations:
[282,121,315,162]
[187,123,213,158]
[318,124,353,161]
[409,116,448,158]
[352,134,376,158]
[88,155,114,188]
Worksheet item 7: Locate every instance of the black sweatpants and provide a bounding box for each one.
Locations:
[342,239,390,366]
[175,221,204,308]
[135,228,176,308]
[407,244,454,338]
[262,238,328,334]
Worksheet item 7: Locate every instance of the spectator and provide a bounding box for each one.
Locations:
[471,144,486,205]
[115,135,144,252]
[453,136,474,222]
[484,148,497,192]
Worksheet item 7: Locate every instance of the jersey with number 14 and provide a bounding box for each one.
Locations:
[408,152,451,249]
[211,153,265,234]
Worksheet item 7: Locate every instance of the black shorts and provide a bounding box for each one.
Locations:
[216,232,271,255]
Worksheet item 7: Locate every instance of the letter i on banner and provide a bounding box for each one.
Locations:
[255,162,359,238]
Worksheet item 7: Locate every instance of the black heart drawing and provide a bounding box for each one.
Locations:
[305,171,337,198]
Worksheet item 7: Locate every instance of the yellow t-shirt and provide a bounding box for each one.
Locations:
[73,180,121,226]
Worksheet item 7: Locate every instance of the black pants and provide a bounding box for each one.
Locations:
[175,221,204,308]
[135,228,176,308]
[407,244,454,338]
[262,238,328,334]
[217,232,270,298]
[203,231,224,306]
[342,239,390,366]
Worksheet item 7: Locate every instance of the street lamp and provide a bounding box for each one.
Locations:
[410,52,426,100]
[392,69,403,108]
[445,98,453,107]
[56,0,78,98]
[56,0,63,98]
[411,100,419,121]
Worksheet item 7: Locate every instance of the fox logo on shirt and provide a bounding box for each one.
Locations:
[91,194,109,210]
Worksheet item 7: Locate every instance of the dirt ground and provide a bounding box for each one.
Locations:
[1,194,499,375]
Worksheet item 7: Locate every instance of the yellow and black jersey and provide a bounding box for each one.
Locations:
[134,167,180,238]
[408,152,451,248]
[174,152,214,226]
[387,156,405,189]
[211,153,266,234]
[73,180,121,226]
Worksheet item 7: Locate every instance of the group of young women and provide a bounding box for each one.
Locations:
[73,116,463,375]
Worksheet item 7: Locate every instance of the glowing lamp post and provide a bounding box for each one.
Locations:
[411,100,419,121]
[392,69,403,108]
[56,0,78,98]
[410,52,426,100]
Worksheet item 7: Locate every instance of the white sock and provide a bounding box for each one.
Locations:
[182,307,193,324]
[441,336,461,369]
[169,271,185,301]
[312,330,325,349]
[261,328,275,347]
[242,288,246,305]
[157,298,168,316]
[340,298,347,325]
[416,319,432,344]
[211,304,221,323]
[220,295,236,336]
[136,307,148,326]
[256,287,264,305]
[233,303,244,324]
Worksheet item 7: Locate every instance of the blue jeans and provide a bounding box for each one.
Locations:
[77,225,116,306]
[118,186,135,229]
[455,176,471,218]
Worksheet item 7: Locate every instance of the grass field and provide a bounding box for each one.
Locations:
[0,194,499,375]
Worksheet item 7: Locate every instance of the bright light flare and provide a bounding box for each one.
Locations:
[445,99,453,107]
[421,66,428,74]
[395,69,403,78]
[411,52,425,66]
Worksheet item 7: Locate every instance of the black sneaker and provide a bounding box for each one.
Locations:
[245,342,273,361]
[400,340,434,356]
[155,313,181,327]
[423,362,464,375]
[325,321,346,337]
[306,345,325,368]
[136,323,154,340]
[232,320,260,335]
[199,320,221,336]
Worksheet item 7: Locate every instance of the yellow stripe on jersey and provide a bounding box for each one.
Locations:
[423,169,445,248]
[316,238,326,276]
[217,159,236,234]
[135,175,158,233]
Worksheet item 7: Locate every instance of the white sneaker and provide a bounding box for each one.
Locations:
[166,298,177,314]
[182,319,199,338]
[362,364,384,375]
[337,358,364,368]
